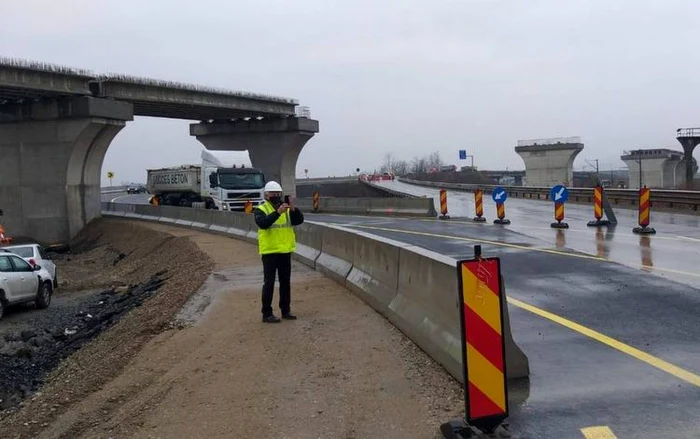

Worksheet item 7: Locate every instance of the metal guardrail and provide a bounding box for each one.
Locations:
[399,178,700,213]
[677,127,700,138]
[517,136,581,146]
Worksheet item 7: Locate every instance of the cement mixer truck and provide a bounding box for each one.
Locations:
[146,150,266,211]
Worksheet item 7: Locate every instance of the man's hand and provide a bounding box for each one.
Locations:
[277,203,290,214]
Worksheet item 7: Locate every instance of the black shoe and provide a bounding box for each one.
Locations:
[262,315,281,323]
[282,312,297,320]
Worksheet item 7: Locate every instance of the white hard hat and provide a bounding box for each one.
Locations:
[264,181,283,192]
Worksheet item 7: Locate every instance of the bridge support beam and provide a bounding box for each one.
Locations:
[515,140,584,187]
[190,117,319,198]
[0,97,132,245]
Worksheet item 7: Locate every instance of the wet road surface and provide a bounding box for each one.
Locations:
[102,190,700,438]
[374,180,700,289]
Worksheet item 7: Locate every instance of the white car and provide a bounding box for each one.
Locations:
[1,244,58,290]
[0,251,52,320]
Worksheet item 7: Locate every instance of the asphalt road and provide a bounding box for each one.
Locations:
[102,190,700,438]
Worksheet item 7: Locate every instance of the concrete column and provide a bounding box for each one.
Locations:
[0,97,132,245]
[190,117,319,198]
[676,137,700,189]
[621,157,668,189]
[514,141,584,187]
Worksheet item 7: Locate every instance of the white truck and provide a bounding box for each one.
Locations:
[146,150,266,211]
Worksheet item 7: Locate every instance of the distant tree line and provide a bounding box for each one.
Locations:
[377,151,445,176]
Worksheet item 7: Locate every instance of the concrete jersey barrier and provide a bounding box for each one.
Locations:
[100,202,529,385]
[295,196,437,217]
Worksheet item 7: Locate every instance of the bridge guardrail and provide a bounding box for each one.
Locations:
[399,178,700,213]
[100,202,529,383]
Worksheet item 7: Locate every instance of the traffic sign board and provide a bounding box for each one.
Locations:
[492,187,507,202]
[459,150,467,160]
[551,185,568,203]
[107,171,114,179]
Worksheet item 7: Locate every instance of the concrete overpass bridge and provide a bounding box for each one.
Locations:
[0,58,318,245]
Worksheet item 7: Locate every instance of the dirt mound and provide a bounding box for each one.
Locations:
[51,220,196,292]
[0,219,212,437]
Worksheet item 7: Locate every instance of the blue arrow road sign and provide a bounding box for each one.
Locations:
[551,185,569,203]
[459,150,467,160]
[492,187,508,202]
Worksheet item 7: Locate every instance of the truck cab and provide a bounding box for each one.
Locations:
[204,166,266,211]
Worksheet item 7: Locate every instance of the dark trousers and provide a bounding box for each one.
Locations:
[261,252,292,317]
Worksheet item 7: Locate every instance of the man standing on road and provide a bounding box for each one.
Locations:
[254,181,304,323]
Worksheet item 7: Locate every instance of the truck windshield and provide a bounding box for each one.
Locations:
[218,173,265,190]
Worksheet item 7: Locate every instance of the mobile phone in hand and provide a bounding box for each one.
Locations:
[284,195,290,204]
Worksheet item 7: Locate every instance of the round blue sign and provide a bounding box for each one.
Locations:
[492,187,508,203]
[551,185,569,203]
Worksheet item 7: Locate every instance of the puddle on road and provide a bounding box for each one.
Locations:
[174,267,263,326]
[175,263,322,326]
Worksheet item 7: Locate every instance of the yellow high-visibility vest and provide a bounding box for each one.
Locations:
[256,201,296,255]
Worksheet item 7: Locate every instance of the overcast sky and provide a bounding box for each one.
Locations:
[3,0,700,185]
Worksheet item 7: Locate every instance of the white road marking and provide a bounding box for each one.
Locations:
[676,235,700,243]
[110,194,130,203]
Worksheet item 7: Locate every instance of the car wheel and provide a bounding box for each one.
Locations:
[36,282,52,309]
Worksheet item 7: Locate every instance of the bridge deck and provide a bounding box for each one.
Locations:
[0,58,298,119]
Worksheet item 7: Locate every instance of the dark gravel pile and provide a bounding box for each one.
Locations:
[0,273,167,411]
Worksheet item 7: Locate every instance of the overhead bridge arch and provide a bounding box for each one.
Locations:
[0,59,319,245]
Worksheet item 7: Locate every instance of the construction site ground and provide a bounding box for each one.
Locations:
[0,219,463,439]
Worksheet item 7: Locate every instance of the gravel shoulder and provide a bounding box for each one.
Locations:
[4,219,464,438]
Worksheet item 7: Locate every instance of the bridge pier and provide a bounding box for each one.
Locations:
[0,97,132,245]
[676,128,700,189]
[190,117,319,198]
[515,138,584,187]
[621,148,697,189]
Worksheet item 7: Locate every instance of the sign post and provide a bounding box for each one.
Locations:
[492,187,510,225]
[550,184,569,229]
[107,171,114,187]
[312,190,320,213]
[439,188,451,220]
[441,245,509,438]
[633,186,656,234]
[587,186,611,227]
[459,150,474,169]
[472,189,486,223]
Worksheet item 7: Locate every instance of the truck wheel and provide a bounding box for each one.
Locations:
[36,282,52,309]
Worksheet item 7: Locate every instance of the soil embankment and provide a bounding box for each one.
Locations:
[1,219,463,439]
[0,219,212,437]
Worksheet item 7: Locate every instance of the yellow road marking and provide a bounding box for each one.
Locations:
[581,425,617,438]
[348,224,700,279]
[508,297,700,388]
